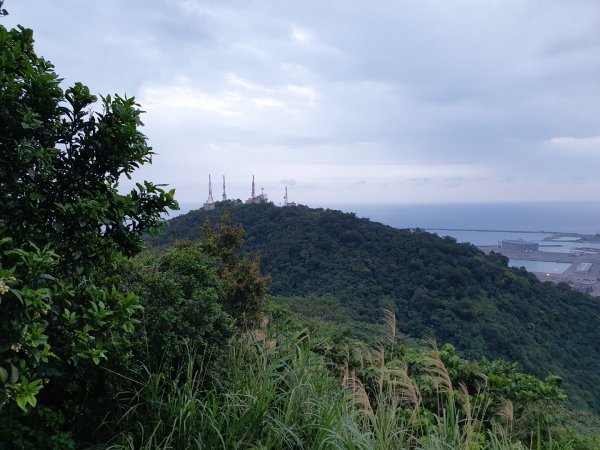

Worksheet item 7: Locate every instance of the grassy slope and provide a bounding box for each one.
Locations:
[152,202,600,412]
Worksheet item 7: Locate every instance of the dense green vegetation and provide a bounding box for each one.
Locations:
[155,202,600,413]
[0,21,177,446]
[96,324,587,450]
[3,17,600,449]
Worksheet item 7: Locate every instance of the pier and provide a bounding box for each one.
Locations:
[478,246,600,297]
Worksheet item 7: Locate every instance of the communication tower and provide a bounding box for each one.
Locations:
[203,175,215,211]
[283,186,296,207]
[246,175,268,204]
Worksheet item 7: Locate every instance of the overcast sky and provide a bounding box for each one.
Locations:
[5,0,600,207]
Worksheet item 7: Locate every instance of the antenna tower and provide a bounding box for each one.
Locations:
[203,174,215,210]
[207,175,214,203]
[284,186,288,206]
[222,175,227,201]
[251,175,256,199]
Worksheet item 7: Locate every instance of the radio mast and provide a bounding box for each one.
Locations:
[203,174,215,210]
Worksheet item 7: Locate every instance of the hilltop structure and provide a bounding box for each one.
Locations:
[246,175,268,204]
[283,186,296,207]
[203,175,215,211]
[202,175,292,207]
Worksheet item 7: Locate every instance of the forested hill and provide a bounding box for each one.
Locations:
[153,202,600,412]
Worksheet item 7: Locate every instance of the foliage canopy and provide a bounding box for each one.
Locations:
[0,22,176,445]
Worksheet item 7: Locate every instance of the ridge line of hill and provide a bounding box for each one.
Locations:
[151,201,600,413]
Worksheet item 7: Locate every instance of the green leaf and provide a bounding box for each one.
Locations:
[16,395,28,411]
[123,321,134,333]
[9,364,19,384]
[26,378,43,394]
[9,288,23,304]
[0,366,7,383]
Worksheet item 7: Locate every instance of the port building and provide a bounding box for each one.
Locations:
[500,240,539,252]
[575,262,593,274]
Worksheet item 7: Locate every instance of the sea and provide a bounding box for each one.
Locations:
[340,203,600,270]
[340,202,600,236]
[174,201,600,259]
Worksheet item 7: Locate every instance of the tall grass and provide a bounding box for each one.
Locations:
[340,312,535,450]
[101,320,549,449]
[104,331,370,449]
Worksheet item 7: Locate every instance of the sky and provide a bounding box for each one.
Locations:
[5,0,600,208]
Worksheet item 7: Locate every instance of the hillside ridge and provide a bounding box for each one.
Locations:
[153,202,600,412]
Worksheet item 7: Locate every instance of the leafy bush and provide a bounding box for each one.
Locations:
[120,244,235,374]
[0,22,175,447]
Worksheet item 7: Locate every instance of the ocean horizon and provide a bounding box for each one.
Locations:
[174,201,600,236]
[338,202,600,236]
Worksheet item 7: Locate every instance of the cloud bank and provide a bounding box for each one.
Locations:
[6,0,600,205]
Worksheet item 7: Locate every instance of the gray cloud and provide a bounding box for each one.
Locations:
[5,0,600,204]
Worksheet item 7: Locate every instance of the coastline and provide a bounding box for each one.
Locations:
[478,245,600,297]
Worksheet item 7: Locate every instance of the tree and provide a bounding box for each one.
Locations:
[120,243,235,375]
[0,23,176,445]
[0,26,175,276]
[201,213,271,324]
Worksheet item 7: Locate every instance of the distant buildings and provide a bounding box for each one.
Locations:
[500,240,539,252]
[575,262,593,274]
